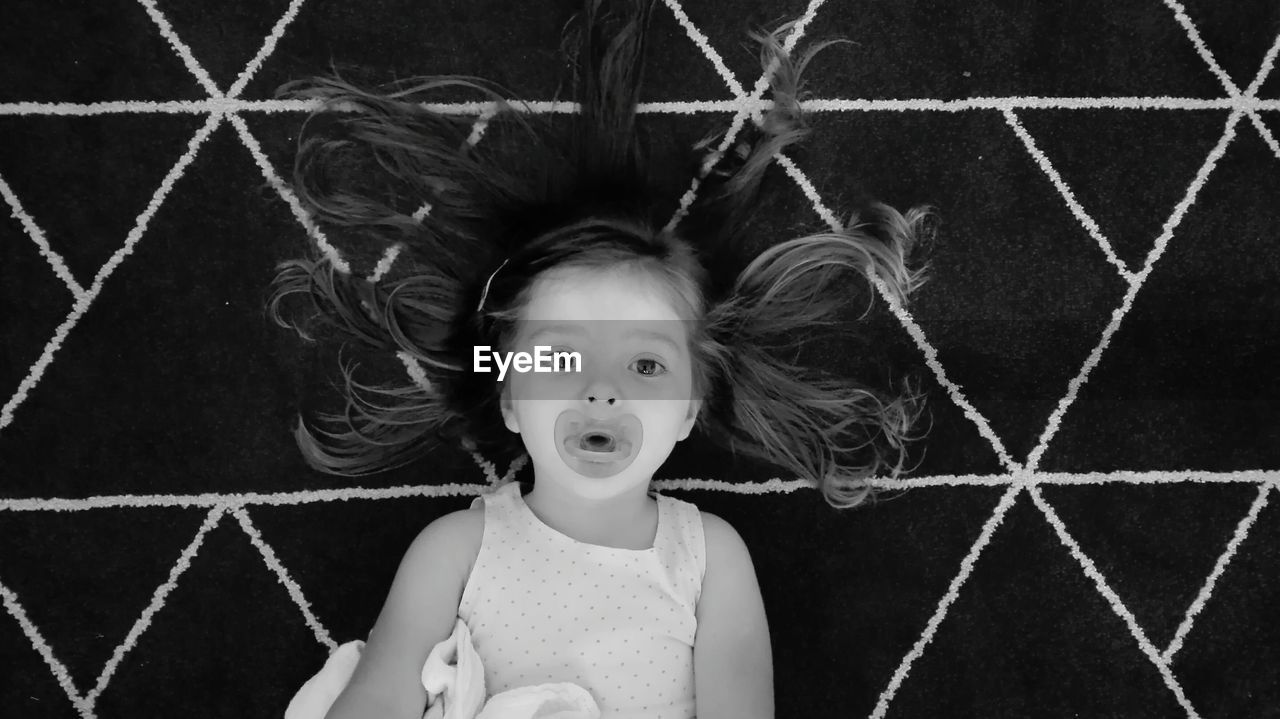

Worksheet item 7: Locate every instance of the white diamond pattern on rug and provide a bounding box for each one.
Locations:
[1038,121,1280,474]
[0,507,210,687]
[0,114,208,283]
[246,495,481,643]
[1165,491,1280,717]
[90,513,320,717]
[885,493,1191,719]
[1176,1,1280,90]
[1036,483,1263,650]
[1013,109,1231,274]
[0,0,1277,717]
[155,0,298,90]
[791,109,1135,466]
[0,204,73,393]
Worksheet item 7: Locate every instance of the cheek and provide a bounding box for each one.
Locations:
[512,396,552,424]
[517,402,561,447]
[636,403,687,445]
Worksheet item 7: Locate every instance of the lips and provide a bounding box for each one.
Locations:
[553,410,643,478]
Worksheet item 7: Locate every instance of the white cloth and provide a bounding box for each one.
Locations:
[284,618,600,719]
[429,618,599,719]
[284,639,364,719]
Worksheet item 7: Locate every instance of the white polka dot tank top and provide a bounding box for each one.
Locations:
[458,480,705,718]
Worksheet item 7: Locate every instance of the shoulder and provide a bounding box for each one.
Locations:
[419,503,485,543]
[695,510,755,574]
[411,504,485,583]
[697,510,731,541]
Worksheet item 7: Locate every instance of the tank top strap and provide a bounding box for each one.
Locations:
[469,480,513,513]
[459,481,530,620]
[467,480,531,542]
[652,491,707,606]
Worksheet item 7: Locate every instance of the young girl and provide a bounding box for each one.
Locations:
[269,1,934,716]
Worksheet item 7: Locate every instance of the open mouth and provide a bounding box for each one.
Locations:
[582,431,615,452]
[563,427,632,462]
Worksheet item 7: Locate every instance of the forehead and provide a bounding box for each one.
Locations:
[518,269,691,350]
[521,268,686,324]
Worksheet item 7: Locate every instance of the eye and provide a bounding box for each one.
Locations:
[549,347,575,371]
[632,358,667,377]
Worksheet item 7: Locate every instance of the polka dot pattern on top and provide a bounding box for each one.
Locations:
[458,480,705,719]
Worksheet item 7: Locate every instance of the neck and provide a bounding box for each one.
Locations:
[521,474,658,550]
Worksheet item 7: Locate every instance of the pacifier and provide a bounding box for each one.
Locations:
[554,409,644,479]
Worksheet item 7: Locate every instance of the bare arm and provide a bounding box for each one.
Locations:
[323,509,477,719]
[693,512,774,719]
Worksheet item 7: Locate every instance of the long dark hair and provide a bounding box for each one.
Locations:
[266,0,936,509]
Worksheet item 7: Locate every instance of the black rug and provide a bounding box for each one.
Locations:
[2,1,1279,717]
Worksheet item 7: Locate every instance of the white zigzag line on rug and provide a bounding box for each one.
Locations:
[0,173,86,298]
[231,506,336,651]
[133,0,221,98]
[227,111,350,274]
[1002,109,1135,281]
[0,0,315,432]
[651,0,1019,482]
[0,0,315,715]
[870,17,1280,718]
[1163,481,1274,662]
[0,111,223,437]
[5,96,1280,117]
[0,0,1274,711]
[1023,111,1245,477]
[1023,24,1280,478]
[1030,482,1197,711]
[80,506,226,711]
[664,0,825,233]
[2,472,1279,513]
[1025,25,1280,703]
[658,0,748,98]
[0,575,84,713]
[1164,0,1280,160]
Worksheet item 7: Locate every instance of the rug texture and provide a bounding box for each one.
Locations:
[1,0,1279,717]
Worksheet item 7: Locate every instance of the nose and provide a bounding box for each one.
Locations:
[583,374,619,407]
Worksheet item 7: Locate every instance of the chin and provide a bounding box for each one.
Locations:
[530,455,659,493]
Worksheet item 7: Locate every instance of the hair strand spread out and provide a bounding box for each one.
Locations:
[266,0,938,510]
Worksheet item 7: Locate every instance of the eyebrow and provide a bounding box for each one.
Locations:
[528,324,682,353]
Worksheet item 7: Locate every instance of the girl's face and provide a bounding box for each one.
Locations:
[498,267,702,501]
